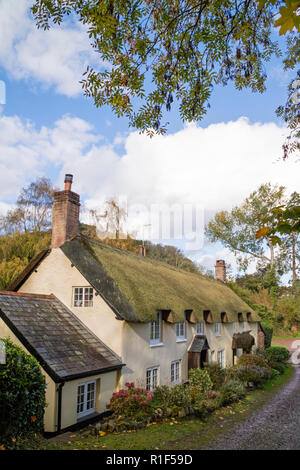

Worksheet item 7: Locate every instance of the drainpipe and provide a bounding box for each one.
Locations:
[57,382,65,434]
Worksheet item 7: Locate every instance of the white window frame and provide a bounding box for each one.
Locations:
[242,321,247,331]
[196,322,204,335]
[146,366,159,391]
[150,312,162,346]
[175,321,186,342]
[214,322,221,336]
[171,360,181,385]
[233,322,238,333]
[77,380,96,419]
[217,350,224,368]
[73,286,94,308]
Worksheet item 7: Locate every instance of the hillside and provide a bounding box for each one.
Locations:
[0,224,203,290]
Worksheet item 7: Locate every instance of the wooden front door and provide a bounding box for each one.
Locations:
[188,351,200,370]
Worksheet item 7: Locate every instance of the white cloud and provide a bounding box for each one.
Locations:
[0,0,101,96]
[0,112,298,268]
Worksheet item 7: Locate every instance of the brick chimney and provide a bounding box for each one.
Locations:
[215,260,226,283]
[51,174,80,248]
[139,245,146,257]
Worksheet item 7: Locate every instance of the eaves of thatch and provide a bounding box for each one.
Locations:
[60,236,260,324]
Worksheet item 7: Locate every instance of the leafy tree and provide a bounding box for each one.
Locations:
[0,231,51,289]
[31,0,299,136]
[256,190,300,293]
[0,177,55,234]
[205,183,286,271]
[275,295,300,328]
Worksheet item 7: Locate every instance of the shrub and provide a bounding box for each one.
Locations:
[107,382,152,417]
[265,346,290,365]
[238,353,270,369]
[150,384,192,409]
[261,321,273,349]
[271,368,280,378]
[219,379,246,405]
[270,362,287,375]
[0,338,46,446]
[193,396,220,417]
[188,368,213,393]
[150,385,171,409]
[204,362,226,389]
[235,365,272,388]
[167,384,192,408]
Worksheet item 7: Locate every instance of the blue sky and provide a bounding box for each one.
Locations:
[0,0,298,279]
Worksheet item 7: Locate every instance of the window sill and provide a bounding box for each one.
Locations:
[150,342,164,348]
[176,338,187,343]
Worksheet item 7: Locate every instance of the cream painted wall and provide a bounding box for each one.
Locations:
[60,371,118,429]
[19,248,124,358]
[121,319,259,387]
[0,318,57,433]
[18,247,260,390]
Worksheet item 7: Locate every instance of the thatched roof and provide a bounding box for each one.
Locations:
[60,236,259,324]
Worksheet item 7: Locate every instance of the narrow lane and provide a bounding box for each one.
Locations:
[203,366,300,450]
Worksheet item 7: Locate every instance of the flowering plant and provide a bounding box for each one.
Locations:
[107,382,152,417]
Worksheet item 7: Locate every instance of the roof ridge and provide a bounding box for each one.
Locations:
[80,234,210,279]
[0,291,55,300]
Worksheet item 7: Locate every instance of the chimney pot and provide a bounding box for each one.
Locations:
[64,174,73,191]
[215,259,226,283]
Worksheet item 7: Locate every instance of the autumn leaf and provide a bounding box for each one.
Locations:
[31,416,37,422]
[255,226,270,239]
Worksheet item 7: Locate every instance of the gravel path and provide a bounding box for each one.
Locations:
[204,366,300,450]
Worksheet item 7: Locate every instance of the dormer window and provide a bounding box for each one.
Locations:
[73,287,94,307]
[150,313,162,346]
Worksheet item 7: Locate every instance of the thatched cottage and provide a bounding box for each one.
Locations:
[0,175,263,434]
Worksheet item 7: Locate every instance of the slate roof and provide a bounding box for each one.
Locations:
[189,335,210,353]
[0,291,123,382]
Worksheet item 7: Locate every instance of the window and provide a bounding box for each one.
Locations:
[217,350,224,368]
[175,321,186,341]
[171,360,181,385]
[242,321,247,331]
[233,322,238,333]
[146,367,159,391]
[150,313,162,345]
[73,287,94,307]
[214,322,221,336]
[77,381,96,418]
[196,322,204,335]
